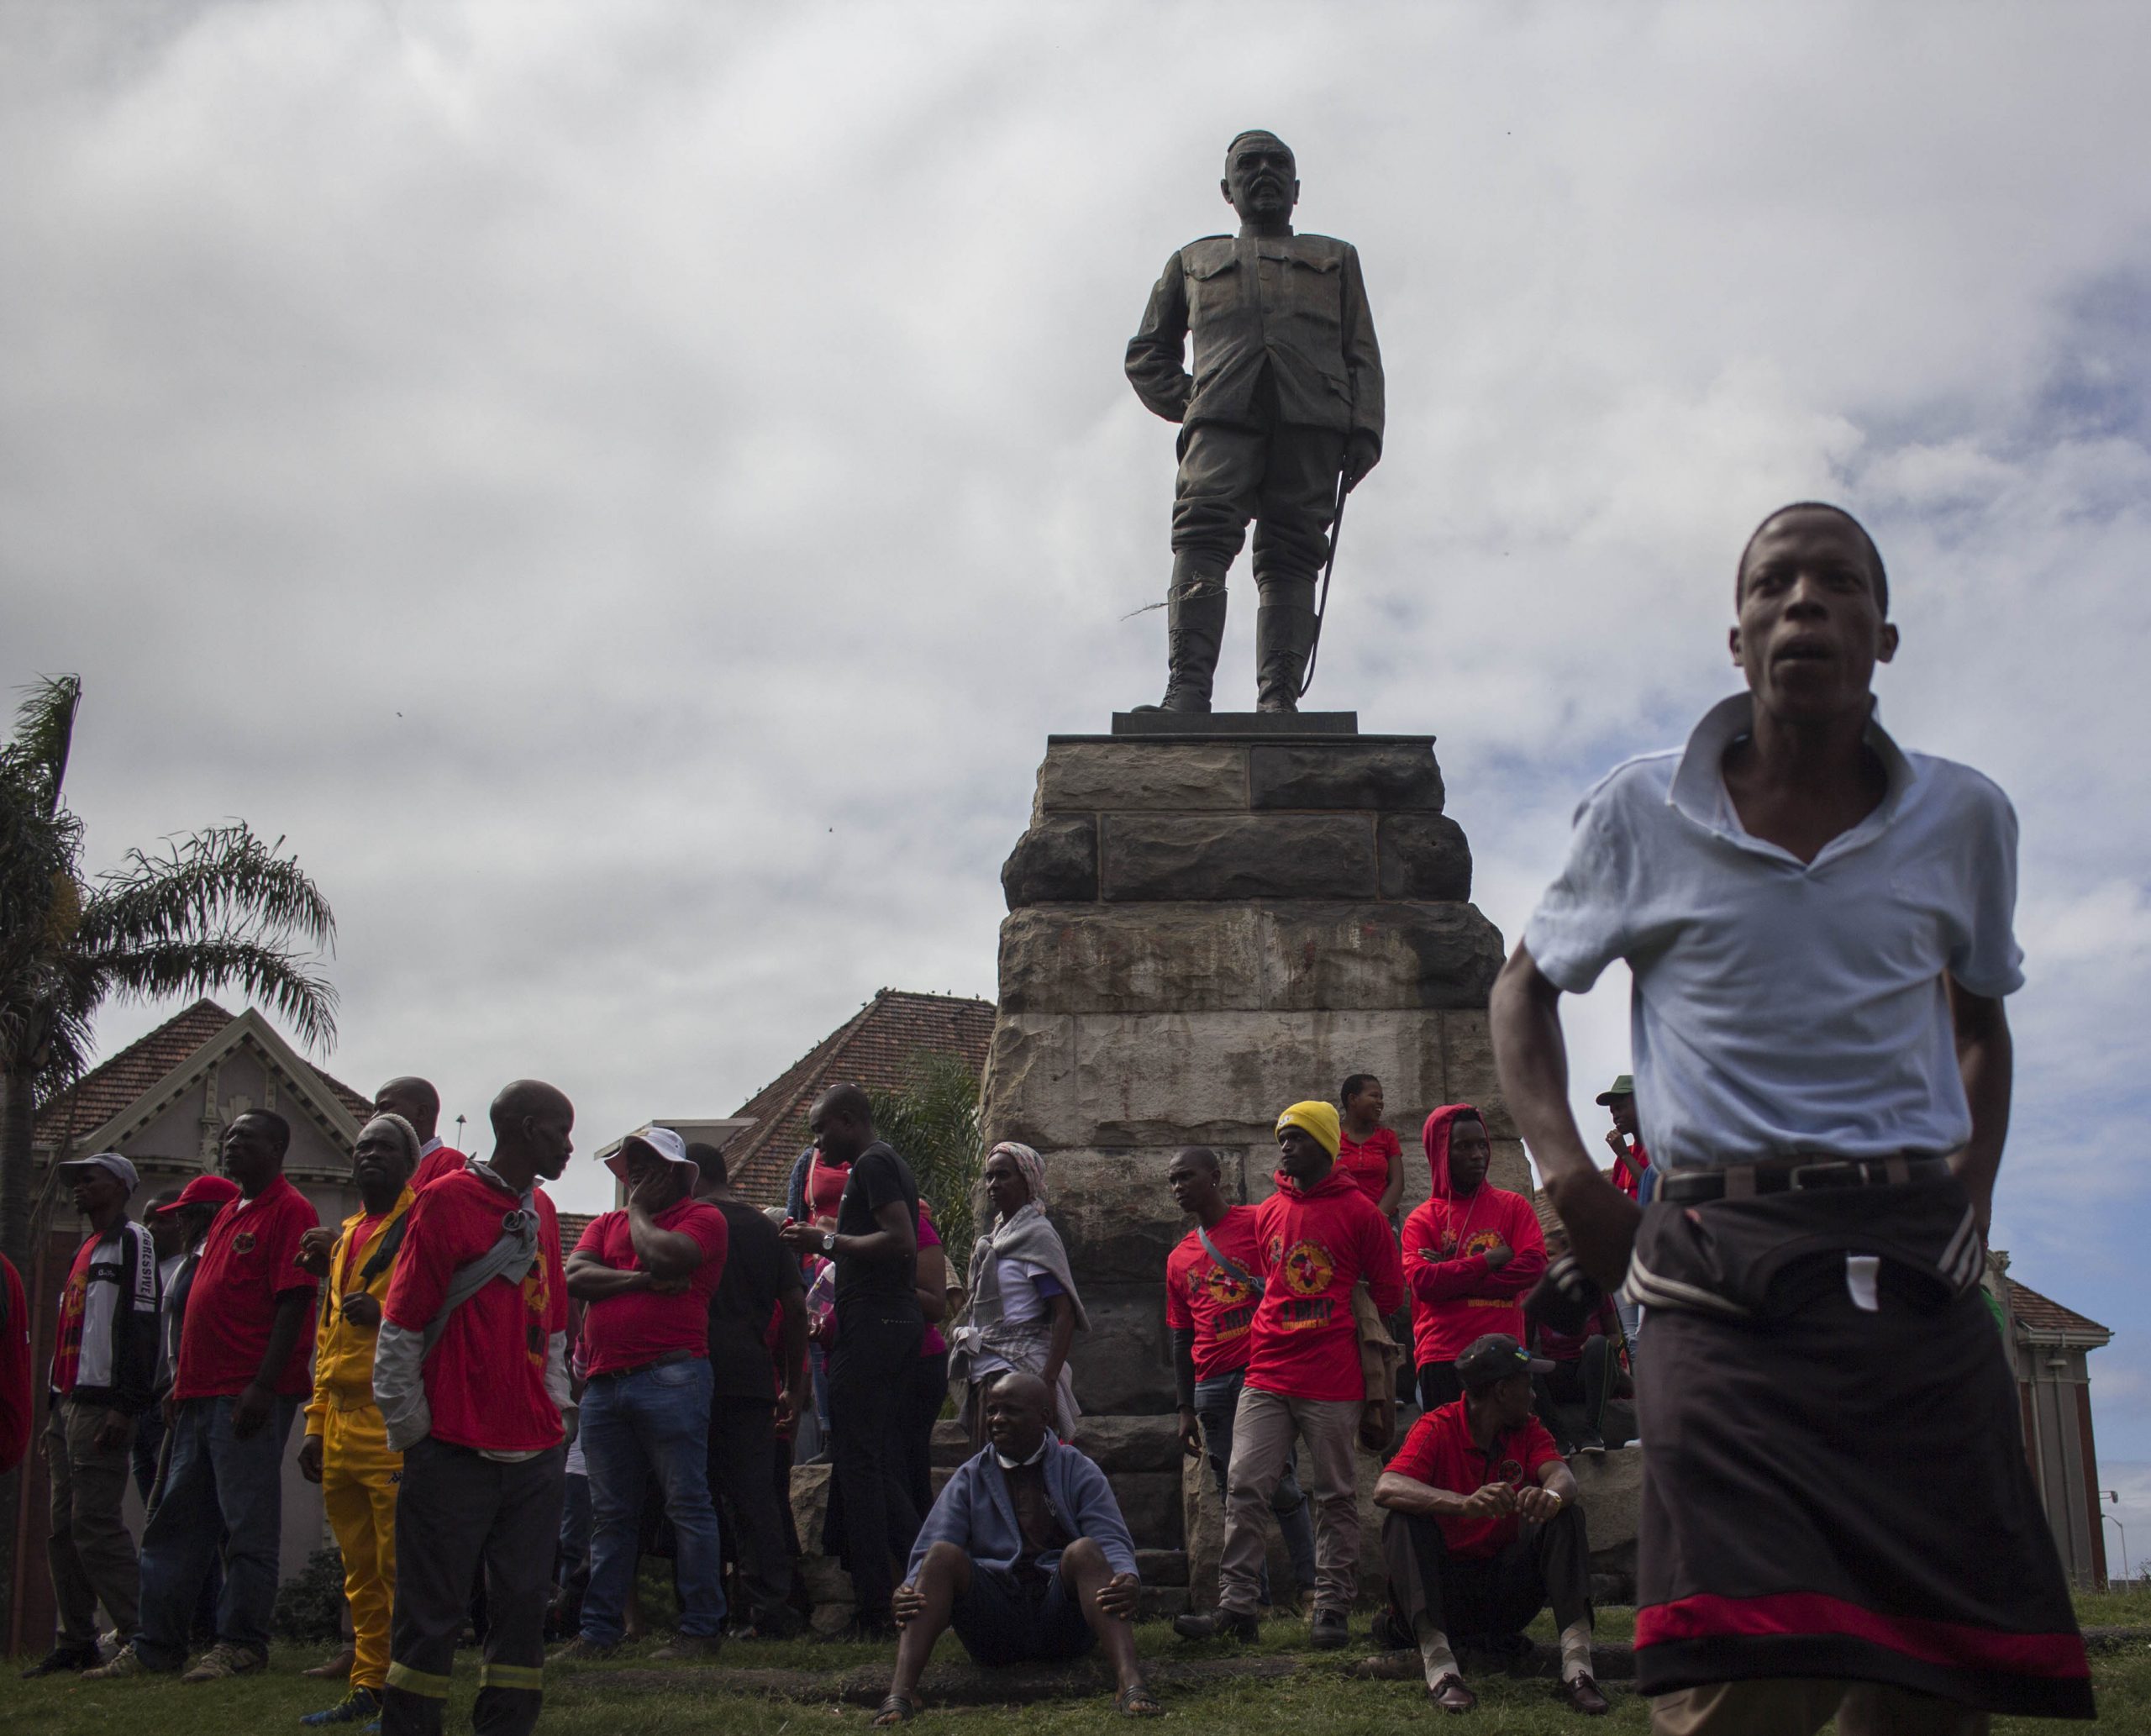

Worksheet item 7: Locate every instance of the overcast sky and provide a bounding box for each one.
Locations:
[6,1,2148,1470]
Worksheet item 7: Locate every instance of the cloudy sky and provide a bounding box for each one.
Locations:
[7,1,2148,1476]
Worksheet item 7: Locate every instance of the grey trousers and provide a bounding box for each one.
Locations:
[45,1398,139,1649]
[1217,1387,1360,1618]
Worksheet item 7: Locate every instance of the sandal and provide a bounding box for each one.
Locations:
[1116,1683,1164,1717]
[872,1694,918,1726]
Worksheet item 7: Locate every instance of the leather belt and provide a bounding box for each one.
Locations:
[588,1347,699,1381]
[1659,1155,1950,1204]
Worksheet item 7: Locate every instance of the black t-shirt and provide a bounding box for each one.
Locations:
[704,1199,800,1401]
[833,1141,921,1311]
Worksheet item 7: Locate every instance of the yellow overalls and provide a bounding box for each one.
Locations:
[304,1188,415,1695]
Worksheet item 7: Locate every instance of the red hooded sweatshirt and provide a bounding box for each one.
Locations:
[1401,1104,1548,1369]
[1247,1163,1405,1403]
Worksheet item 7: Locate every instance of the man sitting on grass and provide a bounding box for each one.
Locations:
[873,1371,1159,1724]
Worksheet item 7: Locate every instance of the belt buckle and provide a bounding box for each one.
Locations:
[1786,1160,1856,1192]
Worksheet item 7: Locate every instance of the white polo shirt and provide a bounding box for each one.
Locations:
[1524,694,2023,1171]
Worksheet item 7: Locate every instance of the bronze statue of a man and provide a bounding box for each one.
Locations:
[1126,130,1384,713]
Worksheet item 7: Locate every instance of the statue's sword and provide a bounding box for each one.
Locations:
[1298,465,1350,700]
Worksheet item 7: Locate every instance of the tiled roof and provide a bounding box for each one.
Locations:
[726,989,996,1205]
[555,1211,599,1254]
[34,997,373,1148]
[2006,1278,2111,1344]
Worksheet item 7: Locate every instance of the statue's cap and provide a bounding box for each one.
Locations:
[1226,129,1292,165]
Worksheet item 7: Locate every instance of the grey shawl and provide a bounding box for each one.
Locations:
[949,1201,1089,1434]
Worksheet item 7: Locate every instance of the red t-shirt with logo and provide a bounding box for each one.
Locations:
[49,1239,99,1395]
[1333,1126,1401,1208]
[1165,1205,1264,1384]
[573,1197,728,1376]
[1401,1184,1549,1367]
[1607,1137,1650,1201]
[1386,1398,1564,1559]
[1245,1170,1405,1403]
[174,1176,321,1400]
[384,1168,568,1454]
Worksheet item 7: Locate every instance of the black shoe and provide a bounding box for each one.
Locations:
[20,1644,98,1680]
[1173,1608,1260,1644]
[1368,1608,1411,1652]
[1309,1608,1350,1649]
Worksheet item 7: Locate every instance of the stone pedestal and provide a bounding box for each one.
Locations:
[981,718,1519,1558]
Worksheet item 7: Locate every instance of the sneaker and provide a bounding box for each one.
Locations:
[1309,1607,1350,1649]
[82,1646,163,1681]
[1172,1608,1260,1644]
[302,1689,383,1726]
[1575,1432,1606,1456]
[648,1633,723,1661]
[548,1636,618,1663]
[181,1642,267,1682]
[20,1644,99,1679]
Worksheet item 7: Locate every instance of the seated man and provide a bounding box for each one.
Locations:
[875,1372,1158,1725]
[1374,1334,1606,1717]
[1528,1294,1629,1456]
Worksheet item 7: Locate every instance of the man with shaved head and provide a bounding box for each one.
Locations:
[375,1078,465,1192]
[1494,505,2091,1728]
[373,1081,574,1736]
[875,1370,1154,1724]
[1125,129,1384,713]
[779,1083,921,1639]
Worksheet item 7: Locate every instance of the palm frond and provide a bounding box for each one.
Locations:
[0,675,82,815]
[87,939,339,1051]
[78,823,337,956]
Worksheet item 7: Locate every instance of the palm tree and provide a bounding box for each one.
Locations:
[0,673,339,1274]
[868,1049,985,1276]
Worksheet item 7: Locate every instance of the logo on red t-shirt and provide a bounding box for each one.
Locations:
[1197,1265,1254,1309]
[1275,1238,1335,1298]
[518,1263,550,1364]
[233,1232,255,1255]
[1445,1226,1504,1259]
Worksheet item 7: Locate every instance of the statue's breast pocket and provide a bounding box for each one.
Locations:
[1185,252,1244,324]
[1272,253,1344,331]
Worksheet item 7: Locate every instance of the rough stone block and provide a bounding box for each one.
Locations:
[1259,902,1503,1012]
[978,1013,1076,1150]
[1001,816,1098,908]
[1035,742,1247,815]
[1439,1011,1517,1139]
[790,1461,833,1554]
[1376,813,1472,901]
[1067,1286,1175,1413]
[1249,742,1444,813]
[1134,1547,1189,1586]
[1049,1148,1209,1283]
[1102,815,1377,902]
[997,905,1265,1015]
[1570,1445,1643,1556]
[1072,1414,1185,1475]
[1110,1471,1185,1549]
[1060,1010,1446,1149]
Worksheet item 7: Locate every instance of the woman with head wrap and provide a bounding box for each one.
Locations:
[947,1142,1088,1441]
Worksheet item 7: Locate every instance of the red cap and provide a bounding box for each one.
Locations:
[154,1174,241,1215]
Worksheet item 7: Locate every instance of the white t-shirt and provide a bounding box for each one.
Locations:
[1523,694,2022,1171]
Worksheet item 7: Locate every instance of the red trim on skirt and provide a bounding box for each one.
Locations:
[1638,1590,2090,1680]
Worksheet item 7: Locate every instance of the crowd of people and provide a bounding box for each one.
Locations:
[0,501,2102,1733]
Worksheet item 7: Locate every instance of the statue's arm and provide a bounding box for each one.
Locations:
[1124,250,1194,423]
[1341,245,1385,455]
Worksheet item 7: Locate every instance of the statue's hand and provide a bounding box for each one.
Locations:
[1344,431,1381,492]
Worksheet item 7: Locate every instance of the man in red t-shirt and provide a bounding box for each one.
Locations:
[372,1079,574,1736]
[1175,1102,1402,1651]
[95,1113,320,1684]
[557,1125,728,1660]
[375,1077,468,1193]
[1402,1105,1547,1412]
[1165,1146,1317,1605]
[1375,1334,1603,1716]
[1334,1075,1404,1218]
[1593,1075,1649,1354]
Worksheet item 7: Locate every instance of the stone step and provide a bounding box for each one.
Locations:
[931,1412,1187,1474]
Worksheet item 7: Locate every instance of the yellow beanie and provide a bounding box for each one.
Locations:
[1275,1100,1341,1160]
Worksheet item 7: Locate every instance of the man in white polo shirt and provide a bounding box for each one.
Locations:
[1491,503,2091,1733]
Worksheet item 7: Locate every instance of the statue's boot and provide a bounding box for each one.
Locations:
[1254,595,1317,713]
[1135,558,1228,713]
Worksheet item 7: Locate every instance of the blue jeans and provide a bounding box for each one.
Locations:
[578,1359,723,1642]
[134,1393,300,1667]
[1192,1369,1317,1595]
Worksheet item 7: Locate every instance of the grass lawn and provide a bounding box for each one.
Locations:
[5,1600,2148,1734]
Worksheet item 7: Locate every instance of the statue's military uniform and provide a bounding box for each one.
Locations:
[1126,230,1384,710]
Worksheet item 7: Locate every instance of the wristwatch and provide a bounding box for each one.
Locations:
[821,1230,838,1255]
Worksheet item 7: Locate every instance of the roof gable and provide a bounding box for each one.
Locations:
[725,989,995,1202]
[34,998,371,1162]
[2005,1277,2111,1345]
